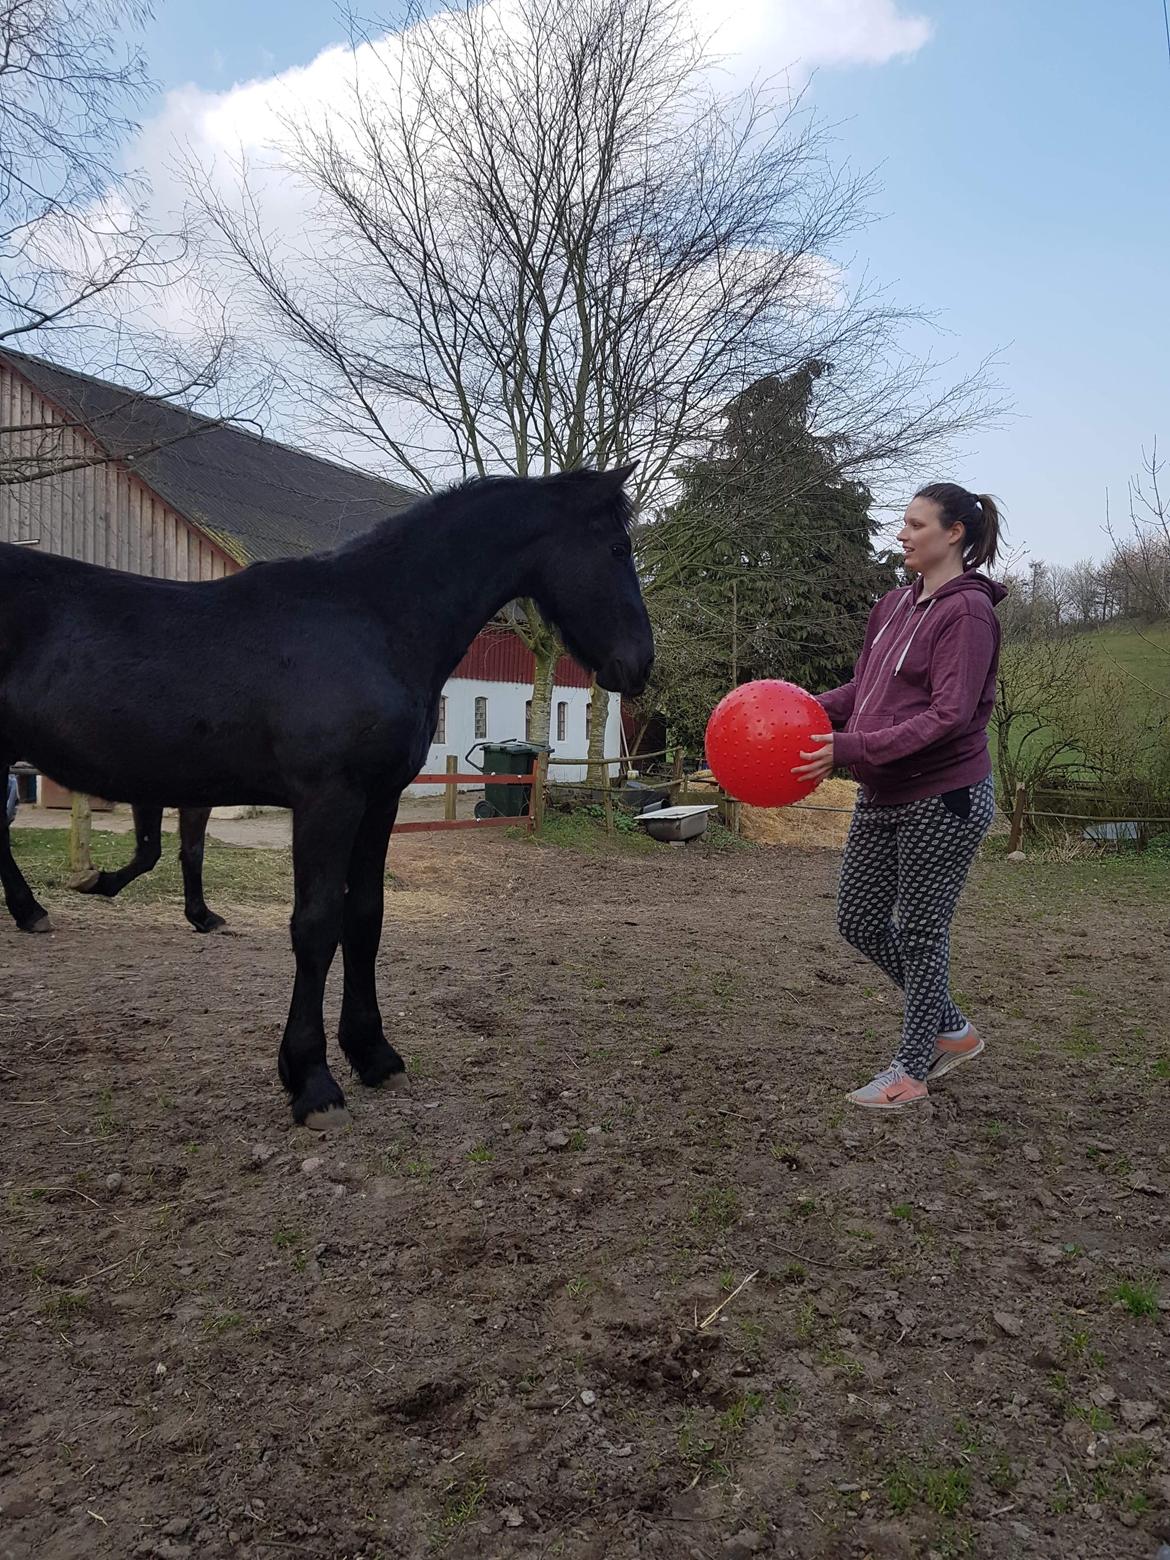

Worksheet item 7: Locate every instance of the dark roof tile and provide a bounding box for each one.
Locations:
[2,349,415,563]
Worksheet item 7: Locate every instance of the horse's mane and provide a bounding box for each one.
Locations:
[324,469,635,570]
[399,468,634,533]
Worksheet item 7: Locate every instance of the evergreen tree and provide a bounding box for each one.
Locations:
[639,364,899,752]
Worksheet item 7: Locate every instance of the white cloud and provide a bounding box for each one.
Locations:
[45,0,932,456]
[139,0,932,189]
[700,0,930,74]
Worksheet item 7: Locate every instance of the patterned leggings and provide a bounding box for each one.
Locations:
[837,774,995,1079]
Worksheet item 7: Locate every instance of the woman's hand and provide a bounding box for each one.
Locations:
[791,731,834,783]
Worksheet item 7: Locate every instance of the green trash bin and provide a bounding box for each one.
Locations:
[466,739,546,818]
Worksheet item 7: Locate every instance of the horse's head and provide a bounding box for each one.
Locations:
[529,464,654,697]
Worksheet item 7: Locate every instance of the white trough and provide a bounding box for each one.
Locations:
[635,802,718,843]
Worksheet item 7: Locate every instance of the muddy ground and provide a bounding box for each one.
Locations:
[1,827,1167,1560]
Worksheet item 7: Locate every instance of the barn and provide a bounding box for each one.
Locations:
[0,349,621,801]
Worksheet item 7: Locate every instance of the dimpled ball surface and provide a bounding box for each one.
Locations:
[704,679,832,807]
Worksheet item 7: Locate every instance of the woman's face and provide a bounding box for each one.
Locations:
[897,496,964,575]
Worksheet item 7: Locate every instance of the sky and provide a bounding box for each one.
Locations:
[131,0,1170,567]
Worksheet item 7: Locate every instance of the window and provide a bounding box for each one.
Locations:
[584,701,592,742]
[556,701,567,742]
[434,696,447,744]
[474,696,488,739]
[525,699,533,742]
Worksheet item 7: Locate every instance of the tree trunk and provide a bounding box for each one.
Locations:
[528,628,559,751]
[587,683,610,788]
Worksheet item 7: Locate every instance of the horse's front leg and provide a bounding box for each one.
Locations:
[71,805,162,899]
[178,808,225,932]
[338,796,409,1092]
[279,790,366,1126]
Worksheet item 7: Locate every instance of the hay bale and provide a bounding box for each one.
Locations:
[689,770,858,848]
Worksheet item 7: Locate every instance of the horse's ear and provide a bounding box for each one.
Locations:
[607,462,638,487]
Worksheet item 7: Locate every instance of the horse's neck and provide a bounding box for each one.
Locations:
[344,494,543,689]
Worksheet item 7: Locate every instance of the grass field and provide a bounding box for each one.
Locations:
[12,827,293,906]
[992,620,1170,800]
[1087,621,1170,700]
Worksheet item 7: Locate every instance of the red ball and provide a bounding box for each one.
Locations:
[704,679,831,807]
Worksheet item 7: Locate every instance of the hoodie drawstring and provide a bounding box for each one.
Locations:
[856,592,934,716]
[894,598,936,675]
[869,589,914,650]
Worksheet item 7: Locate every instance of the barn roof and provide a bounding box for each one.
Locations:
[1,349,416,564]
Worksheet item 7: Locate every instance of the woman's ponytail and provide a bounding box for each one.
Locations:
[915,482,1003,570]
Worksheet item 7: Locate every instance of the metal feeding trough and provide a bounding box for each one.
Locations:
[635,802,718,844]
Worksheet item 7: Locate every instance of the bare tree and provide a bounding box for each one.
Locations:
[1110,447,1170,625]
[0,0,262,489]
[0,0,160,349]
[992,633,1097,800]
[991,628,1163,803]
[198,0,997,753]
[1053,557,1107,627]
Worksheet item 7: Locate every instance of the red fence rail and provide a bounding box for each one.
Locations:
[391,763,541,835]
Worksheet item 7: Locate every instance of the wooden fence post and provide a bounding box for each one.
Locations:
[444,754,458,822]
[531,755,546,834]
[671,746,685,795]
[603,774,615,836]
[1007,784,1027,853]
[69,792,93,873]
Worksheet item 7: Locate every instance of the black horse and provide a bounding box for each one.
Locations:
[0,467,653,1125]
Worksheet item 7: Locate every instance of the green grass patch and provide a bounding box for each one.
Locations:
[510,810,657,855]
[1070,1400,1113,1433]
[40,1289,89,1320]
[13,825,293,906]
[688,1185,742,1232]
[975,845,1170,912]
[884,1460,971,1517]
[204,1310,245,1335]
[717,1390,765,1436]
[512,807,750,856]
[440,1473,487,1529]
[1112,1278,1159,1318]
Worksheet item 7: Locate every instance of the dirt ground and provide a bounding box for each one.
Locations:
[1,827,1167,1560]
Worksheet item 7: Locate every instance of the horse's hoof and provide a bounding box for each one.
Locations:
[353,1058,410,1092]
[191,912,226,934]
[302,1106,352,1132]
[21,914,54,934]
[290,1063,348,1126]
[69,870,101,894]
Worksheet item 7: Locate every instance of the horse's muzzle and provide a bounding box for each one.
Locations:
[597,651,653,698]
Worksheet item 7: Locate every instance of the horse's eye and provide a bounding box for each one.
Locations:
[611,541,631,561]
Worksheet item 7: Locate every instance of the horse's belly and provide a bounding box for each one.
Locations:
[5,694,282,807]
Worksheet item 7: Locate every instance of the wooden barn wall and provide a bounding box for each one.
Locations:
[0,363,234,581]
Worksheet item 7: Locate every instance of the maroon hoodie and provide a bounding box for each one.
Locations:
[818,571,1007,805]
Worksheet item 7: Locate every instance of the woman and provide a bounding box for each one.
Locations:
[793,483,1006,1110]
